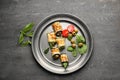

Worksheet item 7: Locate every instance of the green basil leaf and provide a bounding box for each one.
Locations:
[25,31,33,37]
[62,62,68,69]
[78,44,87,54]
[44,47,49,54]
[22,23,34,33]
[76,35,85,44]
[72,49,77,57]
[18,33,24,44]
[67,46,74,52]
[21,40,31,46]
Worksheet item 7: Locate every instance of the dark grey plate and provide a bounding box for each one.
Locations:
[32,14,93,74]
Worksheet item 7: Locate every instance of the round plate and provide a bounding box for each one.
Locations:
[32,14,93,74]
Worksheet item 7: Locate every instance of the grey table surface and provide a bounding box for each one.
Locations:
[0,0,120,80]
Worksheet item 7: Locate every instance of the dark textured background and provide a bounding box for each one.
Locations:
[0,0,120,80]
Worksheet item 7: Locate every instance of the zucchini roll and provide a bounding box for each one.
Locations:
[47,32,56,48]
[56,38,65,51]
[60,54,69,69]
[51,47,60,59]
[52,22,62,36]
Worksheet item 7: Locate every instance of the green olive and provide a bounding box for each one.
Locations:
[71,39,75,44]
[74,29,78,33]
[72,44,76,48]
[78,43,83,47]
[72,31,76,36]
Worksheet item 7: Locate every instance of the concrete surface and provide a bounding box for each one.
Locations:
[0,0,120,80]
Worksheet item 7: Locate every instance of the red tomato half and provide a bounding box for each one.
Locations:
[67,24,75,33]
[62,29,69,38]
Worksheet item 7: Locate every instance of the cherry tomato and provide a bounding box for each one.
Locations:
[62,29,69,38]
[67,24,75,33]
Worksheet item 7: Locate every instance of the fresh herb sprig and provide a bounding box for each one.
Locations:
[18,23,34,46]
[78,44,87,54]
[76,34,85,44]
[67,46,77,57]
[67,34,87,57]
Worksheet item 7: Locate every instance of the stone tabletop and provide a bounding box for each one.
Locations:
[0,0,120,80]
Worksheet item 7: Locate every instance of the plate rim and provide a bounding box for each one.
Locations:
[32,13,94,74]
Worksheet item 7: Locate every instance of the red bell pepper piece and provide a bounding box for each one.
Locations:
[62,29,69,38]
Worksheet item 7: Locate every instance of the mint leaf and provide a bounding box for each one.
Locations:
[18,33,24,44]
[21,40,31,46]
[25,31,33,37]
[18,23,34,47]
[67,46,74,52]
[78,44,87,54]
[76,35,85,44]
[28,40,32,44]
[72,49,77,57]
[22,23,34,33]
[44,47,49,54]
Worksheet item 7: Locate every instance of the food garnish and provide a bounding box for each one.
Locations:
[78,42,84,48]
[76,34,85,44]
[67,24,75,33]
[70,39,75,44]
[72,43,76,48]
[44,47,49,54]
[21,23,34,33]
[18,23,34,46]
[78,44,87,54]
[72,31,76,36]
[67,46,74,52]
[74,28,78,33]
[72,49,77,57]
[62,29,69,38]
